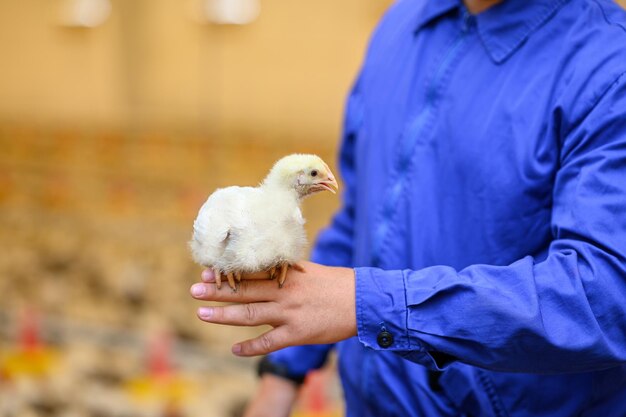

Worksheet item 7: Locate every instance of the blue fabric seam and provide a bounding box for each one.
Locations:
[592,0,626,34]
[402,269,412,350]
[372,28,470,266]
[477,369,510,417]
[355,268,367,348]
[561,70,626,161]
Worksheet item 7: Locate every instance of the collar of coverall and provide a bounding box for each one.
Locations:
[413,0,570,64]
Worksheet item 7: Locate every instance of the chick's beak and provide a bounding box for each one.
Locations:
[316,170,339,194]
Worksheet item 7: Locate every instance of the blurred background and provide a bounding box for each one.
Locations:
[4,1,626,416]
[0,0,392,416]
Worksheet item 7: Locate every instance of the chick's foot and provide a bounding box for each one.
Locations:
[278,263,289,288]
[226,272,237,291]
[213,268,222,289]
[273,262,304,288]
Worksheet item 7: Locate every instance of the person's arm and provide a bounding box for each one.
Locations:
[192,74,626,374]
[243,374,299,417]
[354,72,626,373]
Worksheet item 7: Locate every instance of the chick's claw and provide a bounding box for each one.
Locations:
[278,262,289,288]
[213,268,222,289]
[205,265,300,289]
[226,272,237,291]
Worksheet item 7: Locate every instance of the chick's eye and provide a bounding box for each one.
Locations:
[310,170,318,177]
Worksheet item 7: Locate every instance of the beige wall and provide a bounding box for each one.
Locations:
[1,1,624,141]
[0,0,389,141]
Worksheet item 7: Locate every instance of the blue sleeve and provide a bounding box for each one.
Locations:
[267,79,363,376]
[355,73,626,373]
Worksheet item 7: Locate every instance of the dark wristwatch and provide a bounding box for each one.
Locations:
[257,356,306,385]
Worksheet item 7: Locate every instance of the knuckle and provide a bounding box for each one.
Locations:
[259,333,273,353]
[211,307,223,321]
[203,284,216,298]
[244,303,256,323]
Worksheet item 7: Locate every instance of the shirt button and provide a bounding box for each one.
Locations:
[377,330,394,348]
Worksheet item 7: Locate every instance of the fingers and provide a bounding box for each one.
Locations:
[197,302,282,327]
[201,269,215,283]
[231,327,291,357]
[200,269,271,283]
[190,279,278,303]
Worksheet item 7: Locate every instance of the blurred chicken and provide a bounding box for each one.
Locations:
[189,154,338,290]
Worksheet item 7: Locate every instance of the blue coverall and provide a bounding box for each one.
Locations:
[269,0,626,415]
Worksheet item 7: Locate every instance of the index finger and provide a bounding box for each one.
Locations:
[200,269,271,283]
[190,279,281,303]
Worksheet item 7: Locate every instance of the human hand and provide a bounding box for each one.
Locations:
[190,261,356,356]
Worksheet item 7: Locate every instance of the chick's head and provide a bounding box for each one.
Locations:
[263,154,339,198]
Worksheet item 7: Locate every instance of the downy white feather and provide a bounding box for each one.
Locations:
[189,154,337,275]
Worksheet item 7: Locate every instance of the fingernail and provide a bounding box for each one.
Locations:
[232,344,242,355]
[191,284,206,297]
[198,307,213,319]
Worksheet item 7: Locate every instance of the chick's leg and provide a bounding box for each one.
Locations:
[278,262,288,288]
[268,266,277,280]
[226,272,237,291]
[234,271,242,291]
[213,268,222,289]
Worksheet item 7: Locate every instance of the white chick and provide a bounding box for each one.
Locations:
[190,154,338,290]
